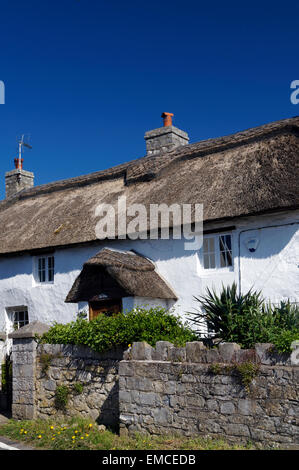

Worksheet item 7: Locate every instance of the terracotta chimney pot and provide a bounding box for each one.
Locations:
[161,112,174,127]
[14,158,24,170]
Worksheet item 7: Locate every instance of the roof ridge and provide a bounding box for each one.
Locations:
[1,116,298,206]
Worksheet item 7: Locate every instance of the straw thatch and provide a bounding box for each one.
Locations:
[0,116,298,255]
[65,248,177,302]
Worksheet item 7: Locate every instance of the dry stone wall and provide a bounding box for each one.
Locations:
[9,324,299,448]
[119,341,299,448]
[35,344,123,426]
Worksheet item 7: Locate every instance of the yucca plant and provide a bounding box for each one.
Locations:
[187,283,264,346]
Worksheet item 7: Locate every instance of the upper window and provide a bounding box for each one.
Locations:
[202,233,233,270]
[35,255,55,283]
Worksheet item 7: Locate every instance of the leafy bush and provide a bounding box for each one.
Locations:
[54,385,70,410]
[41,307,198,353]
[188,283,299,353]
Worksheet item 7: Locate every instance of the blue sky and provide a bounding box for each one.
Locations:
[0,0,298,199]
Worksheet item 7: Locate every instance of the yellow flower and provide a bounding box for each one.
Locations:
[80,437,84,440]
[57,431,60,435]
[88,423,93,428]
[75,430,78,434]
[85,433,89,437]
[72,436,76,440]
[37,435,42,439]
[52,438,55,441]
[50,426,54,430]
[24,431,27,434]
[128,344,131,348]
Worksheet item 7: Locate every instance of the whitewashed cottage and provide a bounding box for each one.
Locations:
[0,114,298,358]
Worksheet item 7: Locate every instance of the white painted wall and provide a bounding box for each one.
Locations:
[0,210,298,352]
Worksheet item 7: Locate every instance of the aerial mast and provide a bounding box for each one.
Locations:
[15,134,32,169]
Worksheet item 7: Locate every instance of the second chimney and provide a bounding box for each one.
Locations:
[144,112,189,156]
[5,159,34,199]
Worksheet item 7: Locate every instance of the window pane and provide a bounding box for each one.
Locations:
[209,253,216,269]
[225,234,231,250]
[209,237,215,252]
[38,257,46,282]
[203,237,216,269]
[48,256,54,282]
[18,311,24,321]
[203,254,210,269]
[219,235,232,267]
[220,251,227,267]
[226,250,232,266]
[12,310,29,329]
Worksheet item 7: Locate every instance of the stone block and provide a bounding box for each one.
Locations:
[138,392,157,406]
[234,348,257,364]
[9,321,49,339]
[238,399,255,415]
[152,341,173,361]
[206,349,221,363]
[185,342,206,363]
[218,343,240,363]
[119,361,134,377]
[152,407,172,425]
[225,423,250,437]
[44,379,57,392]
[168,347,186,363]
[206,399,219,411]
[119,390,131,404]
[255,343,274,365]
[16,364,34,378]
[290,340,299,365]
[131,342,153,361]
[120,414,137,426]
[220,401,235,414]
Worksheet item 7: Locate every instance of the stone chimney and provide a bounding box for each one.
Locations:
[144,112,189,156]
[5,157,34,198]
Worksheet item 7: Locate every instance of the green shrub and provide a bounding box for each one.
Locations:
[73,382,84,395]
[267,328,299,354]
[188,283,299,354]
[39,353,53,375]
[41,307,198,353]
[55,385,70,410]
[233,361,260,391]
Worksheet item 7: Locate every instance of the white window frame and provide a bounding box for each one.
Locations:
[6,307,29,331]
[33,254,55,284]
[201,232,234,272]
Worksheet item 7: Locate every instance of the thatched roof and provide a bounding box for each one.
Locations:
[65,248,177,302]
[0,116,298,255]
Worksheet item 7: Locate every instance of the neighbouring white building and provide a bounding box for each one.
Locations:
[0,114,298,356]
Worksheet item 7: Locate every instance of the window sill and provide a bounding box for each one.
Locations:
[33,281,55,287]
[200,268,234,276]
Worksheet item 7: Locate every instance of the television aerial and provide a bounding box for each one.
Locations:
[15,134,32,169]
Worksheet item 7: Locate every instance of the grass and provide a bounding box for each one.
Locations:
[0,417,259,450]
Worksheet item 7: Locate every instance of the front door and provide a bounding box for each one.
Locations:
[89,299,122,321]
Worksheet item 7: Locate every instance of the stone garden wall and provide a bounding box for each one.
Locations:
[35,344,123,426]
[119,341,299,448]
[11,335,123,428]
[8,322,299,448]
